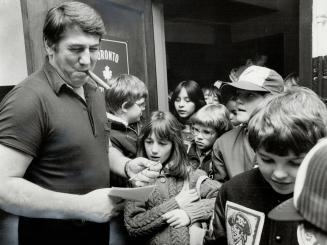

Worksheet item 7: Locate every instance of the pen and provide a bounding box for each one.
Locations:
[129,161,161,182]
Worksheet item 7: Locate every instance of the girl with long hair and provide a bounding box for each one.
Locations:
[124,111,220,245]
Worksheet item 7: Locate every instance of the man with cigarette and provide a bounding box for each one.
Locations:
[0,2,160,245]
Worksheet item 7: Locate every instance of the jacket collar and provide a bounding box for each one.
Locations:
[106,112,129,127]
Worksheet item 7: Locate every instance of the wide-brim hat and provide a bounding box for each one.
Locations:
[221,65,284,97]
[268,138,327,232]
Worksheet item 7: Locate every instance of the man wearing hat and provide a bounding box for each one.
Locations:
[269,138,327,245]
[211,65,284,183]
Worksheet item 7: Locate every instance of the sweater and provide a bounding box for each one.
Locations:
[124,169,221,245]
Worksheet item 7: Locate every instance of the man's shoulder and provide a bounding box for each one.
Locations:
[17,69,50,93]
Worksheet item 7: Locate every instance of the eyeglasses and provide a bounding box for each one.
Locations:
[191,126,216,139]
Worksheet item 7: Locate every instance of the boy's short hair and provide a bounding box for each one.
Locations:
[105,74,148,113]
[248,87,327,156]
[269,138,327,232]
[191,104,233,137]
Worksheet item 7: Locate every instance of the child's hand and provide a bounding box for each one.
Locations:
[162,209,190,228]
[175,189,199,208]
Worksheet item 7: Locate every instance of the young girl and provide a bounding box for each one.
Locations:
[124,111,221,245]
[202,85,222,106]
[170,80,205,149]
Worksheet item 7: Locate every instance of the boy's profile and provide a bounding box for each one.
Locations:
[188,104,232,178]
[269,138,327,245]
[211,65,284,182]
[208,87,327,245]
[105,74,148,162]
[105,73,148,245]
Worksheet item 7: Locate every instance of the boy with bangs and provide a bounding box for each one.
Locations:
[188,104,233,178]
[207,87,327,245]
[105,74,148,245]
[105,74,148,164]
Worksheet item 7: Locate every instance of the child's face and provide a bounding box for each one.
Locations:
[204,91,219,106]
[144,132,172,164]
[226,100,239,126]
[236,90,265,124]
[125,97,146,124]
[257,148,306,194]
[174,87,196,119]
[192,124,217,151]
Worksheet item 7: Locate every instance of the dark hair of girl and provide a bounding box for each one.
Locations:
[137,111,189,179]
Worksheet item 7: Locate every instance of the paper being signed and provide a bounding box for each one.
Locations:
[108,185,155,202]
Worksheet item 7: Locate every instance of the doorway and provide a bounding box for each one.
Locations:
[162,0,299,92]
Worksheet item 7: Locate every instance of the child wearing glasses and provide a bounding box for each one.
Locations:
[188,104,233,178]
[124,111,221,245]
[105,74,148,245]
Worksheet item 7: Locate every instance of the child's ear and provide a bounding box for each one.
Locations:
[121,101,129,113]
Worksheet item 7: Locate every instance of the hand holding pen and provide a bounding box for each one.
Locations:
[125,158,162,187]
[129,161,161,182]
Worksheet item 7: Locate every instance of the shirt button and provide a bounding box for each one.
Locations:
[275,235,282,242]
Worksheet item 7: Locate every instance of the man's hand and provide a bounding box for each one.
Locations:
[126,157,162,187]
[162,209,191,228]
[175,189,199,208]
[81,188,123,223]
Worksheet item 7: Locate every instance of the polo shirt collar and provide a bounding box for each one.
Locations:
[43,58,98,95]
[43,58,68,94]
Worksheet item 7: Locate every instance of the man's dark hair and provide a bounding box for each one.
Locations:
[43,1,106,47]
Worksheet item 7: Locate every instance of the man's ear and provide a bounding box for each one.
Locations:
[44,39,55,56]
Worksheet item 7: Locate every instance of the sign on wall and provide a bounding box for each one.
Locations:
[93,37,130,82]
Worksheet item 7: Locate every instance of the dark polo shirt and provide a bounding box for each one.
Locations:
[0,60,111,244]
[0,59,110,194]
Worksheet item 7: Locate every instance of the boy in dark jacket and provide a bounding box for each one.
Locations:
[208,87,327,245]
[105,74,148,245]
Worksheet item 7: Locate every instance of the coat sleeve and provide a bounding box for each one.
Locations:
[211,186,228,244]
[183,198,215,224]
[124,195,179,238]
[211,138,228,183]
[184,171,221,224]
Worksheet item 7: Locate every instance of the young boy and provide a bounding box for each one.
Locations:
[211,65,284,182]
[105,74,148,164]
[269,138,327,245]
[188,104,232,178]
[105,74,148,245]
[207,87,327,245]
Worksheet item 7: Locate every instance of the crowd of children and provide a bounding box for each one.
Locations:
[105,64,327,245]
